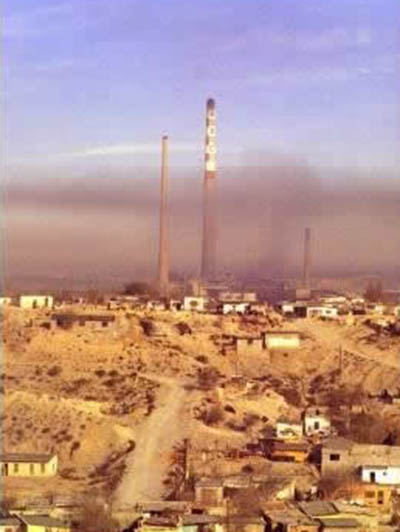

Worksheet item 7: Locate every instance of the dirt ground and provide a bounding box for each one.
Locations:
[2,305,400,506]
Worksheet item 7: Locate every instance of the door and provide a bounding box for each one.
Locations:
[370,472,376,483]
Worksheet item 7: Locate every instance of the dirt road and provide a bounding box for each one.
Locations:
[113,376,189,509]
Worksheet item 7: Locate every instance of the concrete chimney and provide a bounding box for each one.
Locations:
[157,135,169,297]
[303,227,312,288]
[201,98,217,281]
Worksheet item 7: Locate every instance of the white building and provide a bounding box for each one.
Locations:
[263,331,300,350]
[276,418,303,439]
[19,295,54,309]
[361,465,400,485]
[0,297,12,307]
[303,407,331,436]
[220,301,250,315]
[307,306,338,319]
[183,296,206,312]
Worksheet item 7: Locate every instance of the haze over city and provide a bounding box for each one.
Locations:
[4,0,400,288]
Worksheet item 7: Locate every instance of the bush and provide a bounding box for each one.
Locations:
[47,365,62,377]
[202,406,224,426]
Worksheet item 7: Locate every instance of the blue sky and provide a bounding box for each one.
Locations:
[4,0,400,172]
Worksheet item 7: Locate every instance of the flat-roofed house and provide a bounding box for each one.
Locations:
[0,297,12,307]
[0,516,21,532]
[263,331,300,350]
[263,502,320,532]
[51,313,115,330]
[275,418,303,440]
[321,438,400,476]
[235,336,264,355]
[0,453,58,477]
[19,516,71,532]
[303,407,331,436]
[267,441,309,463]
[361,465,400,485]
[19,295,54,310]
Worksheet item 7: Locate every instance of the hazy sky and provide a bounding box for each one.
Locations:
[5,0,400,169]
[3,0,400,288]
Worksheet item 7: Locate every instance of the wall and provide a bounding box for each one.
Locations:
[1,456,57,477]
[304,415,331,435]
[264,335,300,349]
[19,296,54,309]
[362,466,400,485]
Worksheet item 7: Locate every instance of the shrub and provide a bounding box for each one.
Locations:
[47,365,62,377]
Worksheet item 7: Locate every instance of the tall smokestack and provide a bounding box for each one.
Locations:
[303,227,312,288]
[201,98,217,281]
[158,135,169,297]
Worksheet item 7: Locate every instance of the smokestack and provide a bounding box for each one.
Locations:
[303,227,312,288]
[201,98,217,281]
[157,135,169,297]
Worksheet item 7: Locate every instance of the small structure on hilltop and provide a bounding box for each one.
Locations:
[303,407,331,437]
[50,313,115,330]
[275,417,303,440]
[0,453,58,477]
[263,331,301,350]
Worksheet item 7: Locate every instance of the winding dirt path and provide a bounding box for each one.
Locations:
[113,375,189,509]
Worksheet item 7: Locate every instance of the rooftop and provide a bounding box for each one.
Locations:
[20,515,70,528]
[318,517,360,528]
[0,453,55,464]
[299,501,338,517]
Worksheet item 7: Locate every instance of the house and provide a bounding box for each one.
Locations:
[146,300,167,311]
[303,407,331,436]
[0,453,58,477]
[0,516,21,532]
[0,297,12,307]
[235,336,263,355]
[183,297,206,312]
[321,438,400,476]
[263,502,319,532]
[263,331,300,350]
[195,479,225,512]
[19,295,54,310]
[266,441,309,463]
[306,306,338,319]
[19,516,71,532]
[218,301,250,315]
[51,313,115,330]
[275,418,303,440]
[361,465,400,485]
[318,518,360,531]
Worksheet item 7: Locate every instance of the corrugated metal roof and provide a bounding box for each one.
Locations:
[20,515,70,528]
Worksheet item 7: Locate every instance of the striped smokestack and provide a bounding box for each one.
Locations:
[157,135,169,297]
[201,98,217,280]
[303,227,312,289]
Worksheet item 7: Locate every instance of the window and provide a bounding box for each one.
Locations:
[364,491,375,498]
[30,463,34,475]
[41,464,46,474]
[329,453,340,461]
[13,463,19,473]
[102,321,108,327]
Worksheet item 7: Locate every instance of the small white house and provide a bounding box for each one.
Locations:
[303,408,331,436]
[220,301,250,315]
[0,297,12,307]
[361,465,400,485]
[280,302,295,315]
[276,418,303,439]
[307,306,338,319]
[263,331,300,350]
[19,295,54,309]
[183,296,206,312]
